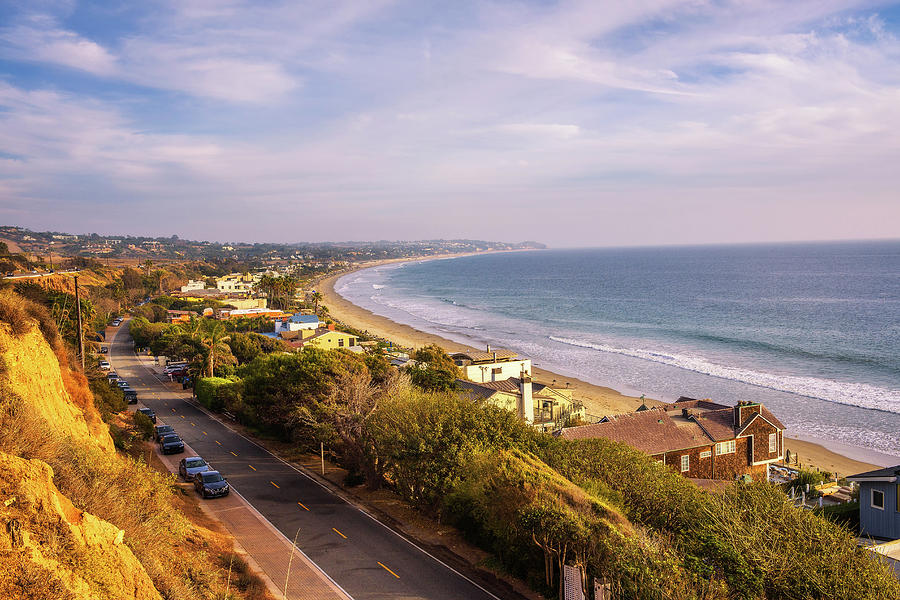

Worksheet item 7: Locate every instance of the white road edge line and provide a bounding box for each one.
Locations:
[120,318,503,600]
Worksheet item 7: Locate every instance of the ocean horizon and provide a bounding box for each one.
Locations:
[336,240,900,464]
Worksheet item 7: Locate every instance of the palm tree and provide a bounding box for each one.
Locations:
[200,321,231,377]
[180,316,204,340]
[311,291,323,314]
[143,259,153,276]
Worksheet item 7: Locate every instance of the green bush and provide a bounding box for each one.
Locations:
[195,377,241,412]
[89,379,126,421]
[132,411,155,440]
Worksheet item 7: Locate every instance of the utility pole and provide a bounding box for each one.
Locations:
[74,274,85,372]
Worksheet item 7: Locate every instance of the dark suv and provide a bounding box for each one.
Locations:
[159,433,185,455]
[194,471,229,498]
[137,407,156,423]
[153,424,174,442]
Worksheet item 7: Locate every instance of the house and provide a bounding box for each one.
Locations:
[180,279,206,293]
[848,466,900,540]
[224,298,267,310]
[457,373,585,431]
[297,328,359,351]
[274,313,322,334]
[217,307,288,320]
[165,310,197,324]
[451,345,532,383]
[560,398,785,481]
[215,273,256,294]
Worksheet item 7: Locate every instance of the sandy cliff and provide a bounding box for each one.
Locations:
[0,321,160,599]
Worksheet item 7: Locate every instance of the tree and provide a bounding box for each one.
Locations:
[143,259,153,276]
[408,344,459,392]
[200,320,233,377]
[311,291,323,314]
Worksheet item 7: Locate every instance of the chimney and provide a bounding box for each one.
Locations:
[486,343,491,353]
[518,367,534,424]
[733,402,742,428]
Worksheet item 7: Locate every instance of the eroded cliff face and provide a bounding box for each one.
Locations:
[0,453,161,600]
[0,323,113,454]
[0,321,160,599]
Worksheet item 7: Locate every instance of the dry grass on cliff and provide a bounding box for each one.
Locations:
[0,289,274,600]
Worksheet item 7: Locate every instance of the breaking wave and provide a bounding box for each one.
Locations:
[549,336,900,415]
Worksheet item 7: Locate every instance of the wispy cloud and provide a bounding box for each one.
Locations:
[0,1,898,244]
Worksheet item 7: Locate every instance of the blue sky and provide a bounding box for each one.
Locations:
[1,0,899,246]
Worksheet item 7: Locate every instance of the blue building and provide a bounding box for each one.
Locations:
[848,465,900,540]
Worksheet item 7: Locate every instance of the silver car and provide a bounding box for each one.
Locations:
[178,456,211,481]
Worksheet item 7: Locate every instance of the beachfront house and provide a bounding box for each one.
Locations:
[274,313,322,334]
[560,398,785,481]
[848,466,900,540]
[180,279,206,293]
[217,307,288,320]
[457,372,585,431]
[298,328,359,351]
[452,346,532,383]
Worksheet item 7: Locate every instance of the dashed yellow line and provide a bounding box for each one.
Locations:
[332,528,347,539]
[230,451,237,457]
[378,562,399,579]
[202,431,207,436]
[190,422,196,427]
[215,440,222,446]
[270,481,280,489]
[297,502,309,511]
[248,465,257,471]
[180,415,185,419]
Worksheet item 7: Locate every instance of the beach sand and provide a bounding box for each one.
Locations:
[317,260,879,476]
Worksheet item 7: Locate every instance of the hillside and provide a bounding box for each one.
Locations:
[0,293,272,600]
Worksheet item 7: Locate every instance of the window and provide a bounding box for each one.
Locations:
[338,338,344,347]
[769,433,777,453]
[680,455,690,473]
[872,489,885,510]
[700,450,711,459]
[716,440,735,455]
[492,367,502,375]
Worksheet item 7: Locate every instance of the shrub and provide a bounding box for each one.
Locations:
[195,377,241,412]
[89,379,126,421]
[132,411,155,440]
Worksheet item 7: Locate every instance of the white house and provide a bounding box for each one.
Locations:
[451,345,532,383]
[274,314,323,334]
[180,279,206,293]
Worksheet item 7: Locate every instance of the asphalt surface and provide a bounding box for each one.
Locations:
[108,320,502,600]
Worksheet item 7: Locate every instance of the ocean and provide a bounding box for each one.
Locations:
[335,241,900,463]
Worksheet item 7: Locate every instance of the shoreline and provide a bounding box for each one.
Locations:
[317,256,885,476]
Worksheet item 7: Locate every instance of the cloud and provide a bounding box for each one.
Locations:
[0,1,899,244]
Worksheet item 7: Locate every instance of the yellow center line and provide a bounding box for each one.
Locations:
[248,465,256,471]
[202,431,207,436]
[297,502,309,511]
[270,481,280,489]
[171,408,176,413]
[190,422,196,427]
[230,451,237,457]
[180,415,185,419]
[332,528,347,539]
[215,440,221,446]
[378,562,400,579]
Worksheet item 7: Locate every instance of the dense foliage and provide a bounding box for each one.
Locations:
[188,345,900,600]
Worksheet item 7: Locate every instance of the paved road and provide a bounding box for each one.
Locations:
[108,320,503,600]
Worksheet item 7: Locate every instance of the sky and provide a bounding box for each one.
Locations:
[1,1,899,247]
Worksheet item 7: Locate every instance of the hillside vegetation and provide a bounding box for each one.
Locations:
[0,290,272,600]
[192,348,900,599]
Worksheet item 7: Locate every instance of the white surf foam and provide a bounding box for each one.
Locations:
[550,336,900,415]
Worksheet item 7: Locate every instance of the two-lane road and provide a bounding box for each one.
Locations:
[108,320,506,600]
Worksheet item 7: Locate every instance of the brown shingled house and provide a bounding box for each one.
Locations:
[560,397,785,481]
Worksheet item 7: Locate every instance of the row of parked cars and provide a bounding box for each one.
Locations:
[107,371,138,404]
[152,423,230,499]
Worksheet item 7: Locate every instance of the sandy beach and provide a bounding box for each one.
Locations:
[318,257,881,476]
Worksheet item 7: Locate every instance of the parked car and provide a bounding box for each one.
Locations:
[153,424,174,442]
[137,407,156,424]
[99,347,108,354]
[159,434,185,455]
[106,371,119,381]
[116,380,130,388]
[194,471,229,498]
[123,388,138,404]
[178,457,211,481]
[99,361,111,370]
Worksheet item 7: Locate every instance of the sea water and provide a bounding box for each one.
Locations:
[336,241,900,462]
